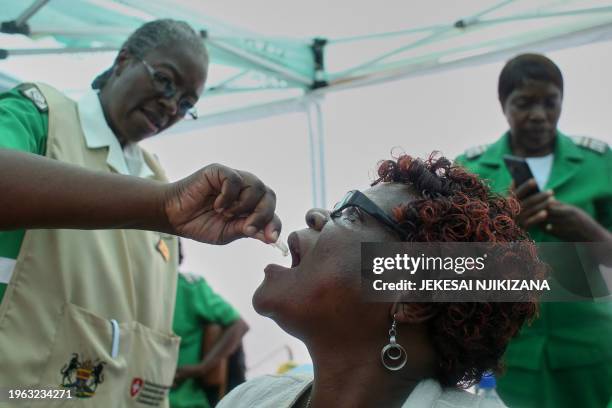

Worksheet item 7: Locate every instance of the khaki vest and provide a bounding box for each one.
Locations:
[0,84,179,407]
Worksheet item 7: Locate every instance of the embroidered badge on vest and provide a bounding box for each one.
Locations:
[130,378,144,397]
[130,377,171,406]
[60,353,106,398]
[570,136,609,154]
[17,84,48,112]
[464,144,489,159]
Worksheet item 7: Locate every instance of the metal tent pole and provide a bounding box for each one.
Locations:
[207,37,313,87]
[323,21,612,94]
[305,97,327,209]
[3,47,118,58]
[162,95,307,135]
[15,0,51,27]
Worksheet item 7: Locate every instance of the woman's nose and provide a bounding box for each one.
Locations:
[305,208,329,231]
[528,104,547,121]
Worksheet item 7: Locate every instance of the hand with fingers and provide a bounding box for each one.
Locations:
[545,199,610,242]
[512,178,608,241]
[163,163,281,245]
[511,179,555,230]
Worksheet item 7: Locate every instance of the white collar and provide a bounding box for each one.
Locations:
[77,91,154,178]
[403,378,499,407]
[289,376,492,408]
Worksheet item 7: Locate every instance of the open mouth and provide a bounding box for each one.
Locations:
[263,232,302,275]
[288,232,301,268]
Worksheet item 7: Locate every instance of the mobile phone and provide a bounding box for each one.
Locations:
[503,155,539,192]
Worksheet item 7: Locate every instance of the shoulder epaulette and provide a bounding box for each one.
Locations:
[464,144,489,160]
[16,83,48,113]
[570,136,609,154]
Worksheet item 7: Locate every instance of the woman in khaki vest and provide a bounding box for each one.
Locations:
[0,19,280,407]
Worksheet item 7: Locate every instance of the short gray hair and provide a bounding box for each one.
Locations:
[92,19,208,89]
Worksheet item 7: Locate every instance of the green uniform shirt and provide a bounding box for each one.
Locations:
[170,273,240,408]
[0,88,49,302]
[456,131,612,408]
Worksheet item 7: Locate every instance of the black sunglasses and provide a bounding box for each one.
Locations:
[330,190,408,240]
[139,58,198,119]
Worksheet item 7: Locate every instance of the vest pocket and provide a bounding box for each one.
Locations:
[124,321,180,407]
[37,302,179,407]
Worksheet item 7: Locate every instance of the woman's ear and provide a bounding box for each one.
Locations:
[391,302,436,324]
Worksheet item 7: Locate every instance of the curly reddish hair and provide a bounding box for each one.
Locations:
[373,153,544,388]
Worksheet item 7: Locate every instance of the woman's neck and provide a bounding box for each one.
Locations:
[305,341,422,408]
[509,132,556,158]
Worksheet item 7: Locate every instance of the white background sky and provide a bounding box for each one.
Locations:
[2,1,612,377]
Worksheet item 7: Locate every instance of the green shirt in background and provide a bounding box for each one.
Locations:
[170,272,240,408]
[0,88,49,302]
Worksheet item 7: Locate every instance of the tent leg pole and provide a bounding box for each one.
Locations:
[306,98,327,209]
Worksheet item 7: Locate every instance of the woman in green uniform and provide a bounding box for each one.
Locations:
[0,19,280,407]
[456,53,612,408]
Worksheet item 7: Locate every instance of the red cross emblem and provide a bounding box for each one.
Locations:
[130,377,144,397]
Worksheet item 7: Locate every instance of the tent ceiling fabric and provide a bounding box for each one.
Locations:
[0,0,316,94]
[1,0,612,118]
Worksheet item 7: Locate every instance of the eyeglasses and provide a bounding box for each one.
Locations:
[139,58,198,119]
[330,190,408,240]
